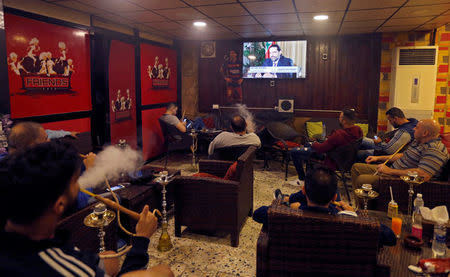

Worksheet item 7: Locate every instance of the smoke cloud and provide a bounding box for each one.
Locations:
[78,145,143,189]
[236,104,256,133]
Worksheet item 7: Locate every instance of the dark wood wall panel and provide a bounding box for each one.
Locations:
[198,34,381,129]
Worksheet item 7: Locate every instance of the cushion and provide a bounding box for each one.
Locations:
[224,161,238,180]
[202,116,215,129]
[192,172,222,179]
[355,123,369,137]
[274,140,300,149]
[306,121,323,139]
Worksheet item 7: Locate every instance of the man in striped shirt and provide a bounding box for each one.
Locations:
[357,107,418,162]
[352,119,449,190]
[0,141,173,277]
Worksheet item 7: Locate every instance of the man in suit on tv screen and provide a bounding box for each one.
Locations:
[256,44,294,78]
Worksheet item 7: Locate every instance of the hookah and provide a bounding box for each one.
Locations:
[83,202,116,253]
[116,139,131,186]
[189,129,198,171]
[155,170,173,252]
[400,171,425,227]
[354,184,379,214]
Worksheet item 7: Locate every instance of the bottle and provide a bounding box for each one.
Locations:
[431,219,447,256]
[413,194,424,215]
[387,200,398,218]
[411,209,423,239]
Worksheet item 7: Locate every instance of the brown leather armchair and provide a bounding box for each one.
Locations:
[172,146,257,247]
[257,200,387,277]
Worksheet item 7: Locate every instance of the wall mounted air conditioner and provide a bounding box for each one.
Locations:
[389,46,438,126]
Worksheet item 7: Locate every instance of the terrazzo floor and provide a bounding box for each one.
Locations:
[144,153,350,277]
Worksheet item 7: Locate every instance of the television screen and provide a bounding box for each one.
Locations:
[243,40,307,79]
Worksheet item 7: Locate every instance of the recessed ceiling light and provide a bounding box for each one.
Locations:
[313,15,328,21]
[193,21,206,27]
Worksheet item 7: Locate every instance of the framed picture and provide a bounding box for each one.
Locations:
[201,41,215,58]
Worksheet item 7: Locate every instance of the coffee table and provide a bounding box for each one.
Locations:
[116,165,180,232]
[366,210,450,276]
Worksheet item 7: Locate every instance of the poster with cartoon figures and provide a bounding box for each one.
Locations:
[5,13,91,118]
[109,40,137,148]
[140,43,177,105]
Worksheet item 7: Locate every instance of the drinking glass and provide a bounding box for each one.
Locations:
[392,215,403,239]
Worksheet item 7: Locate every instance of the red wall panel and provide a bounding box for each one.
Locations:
[141,108,165,160]
[41,117,91,133]
[5,13,91,118]
[140,43,177,105]
[109,40,137,148]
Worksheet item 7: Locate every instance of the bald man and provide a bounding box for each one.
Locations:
[351,119,449,190]
[7,122,48,154]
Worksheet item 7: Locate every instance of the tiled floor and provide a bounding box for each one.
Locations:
[144,153,349,276]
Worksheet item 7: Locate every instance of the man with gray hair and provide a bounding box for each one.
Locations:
[352,119,449,190]
[7,122,48,154]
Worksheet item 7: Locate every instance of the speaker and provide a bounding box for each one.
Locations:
[278,99,294,113]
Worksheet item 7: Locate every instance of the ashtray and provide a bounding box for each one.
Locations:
[404,235,424,249]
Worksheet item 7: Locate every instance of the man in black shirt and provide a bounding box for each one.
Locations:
[0,141,173,276]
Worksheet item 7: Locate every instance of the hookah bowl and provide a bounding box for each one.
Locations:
[354,184,379,213]
[84,203,116,253]
[155,171,173,252]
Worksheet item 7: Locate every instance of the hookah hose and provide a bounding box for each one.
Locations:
[79,181,162,258]
[373,141,408,176]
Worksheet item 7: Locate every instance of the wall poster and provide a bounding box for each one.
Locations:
[5,13,91,118]
[140,43,177,105]
[109,40,137,148]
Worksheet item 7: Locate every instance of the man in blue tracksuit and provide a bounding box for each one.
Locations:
[357,107,418,162]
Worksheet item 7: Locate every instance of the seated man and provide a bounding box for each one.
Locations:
[252,167,396,246]
[290,108,362,186]
[352,119,449,190]
[0,141,173,276]
[357,107,418,162]
[160,102,187,133]
[208,114,261,156]
[159,102,192,150]
[4,121,96,210]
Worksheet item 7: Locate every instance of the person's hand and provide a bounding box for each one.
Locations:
[373,137,382,144]
[255,72,262,78]
[70,131,79,138]
[335,201,354,212]
[365,156,378,164]
[237,78,243,85]
[290,202,301,209]
[82,152,96,170]
[181,120,187,126]
[376,164,392,175]
[101,251,120,277]
[224,78,232,83]
[135,205,158,238]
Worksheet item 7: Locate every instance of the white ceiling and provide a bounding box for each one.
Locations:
[43,0,450,40]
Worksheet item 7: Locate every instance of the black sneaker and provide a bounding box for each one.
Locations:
[273,189,283,200]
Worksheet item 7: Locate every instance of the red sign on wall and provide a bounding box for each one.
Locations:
[5,13,91,118]
[140,43,177,105]
[109,40,137,148]
[141,108,165,160]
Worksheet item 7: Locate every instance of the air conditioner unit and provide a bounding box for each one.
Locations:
[389,46,437,125]
[278,99,294,113]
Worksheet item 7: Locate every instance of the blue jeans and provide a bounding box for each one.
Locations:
[290,146,321,180]
[357,137,376,162]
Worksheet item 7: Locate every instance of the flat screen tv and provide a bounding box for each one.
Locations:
[243,40,307,79]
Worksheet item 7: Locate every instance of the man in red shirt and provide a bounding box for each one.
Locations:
[290,109,362,186]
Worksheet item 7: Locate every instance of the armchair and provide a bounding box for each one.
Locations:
[257,200,386,277]
[172,146,257,247]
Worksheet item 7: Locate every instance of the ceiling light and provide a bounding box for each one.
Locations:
[313,15,328,21]
[193,21,206,27]
[248,55,256,60]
